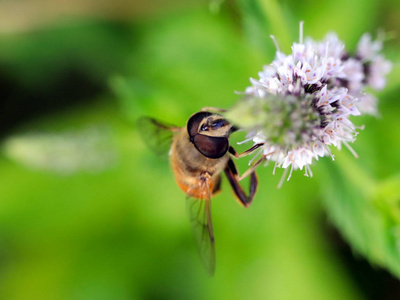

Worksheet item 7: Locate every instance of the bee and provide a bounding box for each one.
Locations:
[137,109,264,275]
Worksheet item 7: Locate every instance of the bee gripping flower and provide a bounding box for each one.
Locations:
[226,24,391,185]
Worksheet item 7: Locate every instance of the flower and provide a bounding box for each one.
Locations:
[226,23,391,186]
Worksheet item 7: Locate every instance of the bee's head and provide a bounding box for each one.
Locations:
[187,111,234,159]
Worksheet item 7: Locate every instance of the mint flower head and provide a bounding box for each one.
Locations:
[226,23,391,185]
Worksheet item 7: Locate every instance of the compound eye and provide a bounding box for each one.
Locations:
[187,112,212,137]
[193,134,229,159]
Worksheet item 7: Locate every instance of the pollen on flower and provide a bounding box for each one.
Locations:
[225,23,392,186]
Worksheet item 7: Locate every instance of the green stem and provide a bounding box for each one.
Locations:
[258,0,292,50]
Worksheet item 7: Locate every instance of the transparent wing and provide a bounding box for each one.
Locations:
[136,117,180,156]
[186,183,216,276]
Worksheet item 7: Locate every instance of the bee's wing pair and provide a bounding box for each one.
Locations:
[186,188,215,276]
[137,117,216,276]
[136,117,178,156]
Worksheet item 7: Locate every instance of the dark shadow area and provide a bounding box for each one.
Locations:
[0,66,102,137]
[323,218,400,300]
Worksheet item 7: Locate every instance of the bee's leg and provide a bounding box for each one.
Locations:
[211,175,222,196]
[238,154,270,181]
[230,145,274,181]
[228,143,264,158]
[224,158,258,207]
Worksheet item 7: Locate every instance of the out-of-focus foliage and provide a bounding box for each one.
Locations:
[0,0,399,299]
[317,86,400,278]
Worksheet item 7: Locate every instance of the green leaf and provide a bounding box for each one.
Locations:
[319,151,400,277]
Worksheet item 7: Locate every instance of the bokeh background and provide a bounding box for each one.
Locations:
[0,0,399,299]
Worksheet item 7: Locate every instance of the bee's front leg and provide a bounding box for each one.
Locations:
[224,158,258,208]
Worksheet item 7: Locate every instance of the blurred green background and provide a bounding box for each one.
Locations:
[0,0,399,299]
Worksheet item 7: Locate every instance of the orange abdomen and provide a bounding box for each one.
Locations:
[171,158,215,199]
